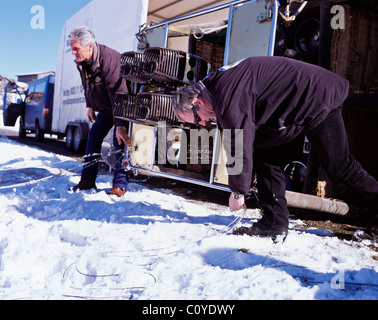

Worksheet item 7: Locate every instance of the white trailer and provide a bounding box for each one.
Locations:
[52,0,148,152]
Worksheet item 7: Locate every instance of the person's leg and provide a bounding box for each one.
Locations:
[254,148,290,232]
[234,146,290,241]
[111,126,129,192]
[307,108,378,241]
[306,108,378,205]
[80,112,113,183]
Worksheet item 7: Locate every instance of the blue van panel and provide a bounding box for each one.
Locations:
[23,75,55,131]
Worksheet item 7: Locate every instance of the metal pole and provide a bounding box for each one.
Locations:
[163,23,169,48]
[268,0,279,56]
[209,125,221,184]
[149,126,158,171]
[126,160,357,216]
[144,0,252,32]
[128,161,231,192]
[223,3,235,65]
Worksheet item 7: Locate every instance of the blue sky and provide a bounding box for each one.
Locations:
[0,0,92,80]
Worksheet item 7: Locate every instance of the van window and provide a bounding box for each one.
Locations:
[26,80,46,102]
[33,81,46,100]
[26,85,35,103]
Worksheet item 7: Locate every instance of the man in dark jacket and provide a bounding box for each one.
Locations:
[173,56,378,241]
[68,26,130,196]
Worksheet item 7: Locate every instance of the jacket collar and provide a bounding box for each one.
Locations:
[91,42,100,71]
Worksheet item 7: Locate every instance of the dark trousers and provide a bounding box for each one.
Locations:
[307,108,378,204]
[254,145,292,232]
[81,112,129,190]
[254,107,378,231]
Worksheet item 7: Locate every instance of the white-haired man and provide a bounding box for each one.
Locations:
[69,26,130,196]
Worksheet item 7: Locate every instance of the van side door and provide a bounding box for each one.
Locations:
[24,80,46,129]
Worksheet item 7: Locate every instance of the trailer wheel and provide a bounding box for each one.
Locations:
[73,126,85,153]
[66,126,74,150]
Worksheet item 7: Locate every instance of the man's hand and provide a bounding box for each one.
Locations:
[116,126,131,147]
[229,192,245,211]
[87,107,96,123]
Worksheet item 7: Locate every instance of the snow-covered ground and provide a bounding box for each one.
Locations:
[0,118,377,300]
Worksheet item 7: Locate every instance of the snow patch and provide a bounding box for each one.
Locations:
[0,133,377,300]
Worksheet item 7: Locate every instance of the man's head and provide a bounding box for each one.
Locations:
[172,85,217,127]
[69,26,96,63]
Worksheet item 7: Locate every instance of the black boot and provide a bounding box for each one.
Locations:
[69,180,97,192]
[233,221,288,243]
[353,211,378,242]
[353,225,378,242]
[353,201,378,242]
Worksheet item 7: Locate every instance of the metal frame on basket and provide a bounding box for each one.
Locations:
[119,0,279,193]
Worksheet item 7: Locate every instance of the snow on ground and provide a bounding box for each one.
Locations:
[0,127,377,300]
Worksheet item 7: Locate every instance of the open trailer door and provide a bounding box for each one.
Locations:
[225,0,278,64]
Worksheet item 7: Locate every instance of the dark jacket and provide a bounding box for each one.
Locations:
[199,56,349,194]
[75,43,127,126]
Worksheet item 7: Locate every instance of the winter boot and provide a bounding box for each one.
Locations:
[353,226,378,242]
[353,202,378,242]
[69,180,97,192]
[233,221,288,243]
[353,212,378,242]
[107,186,126,197]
